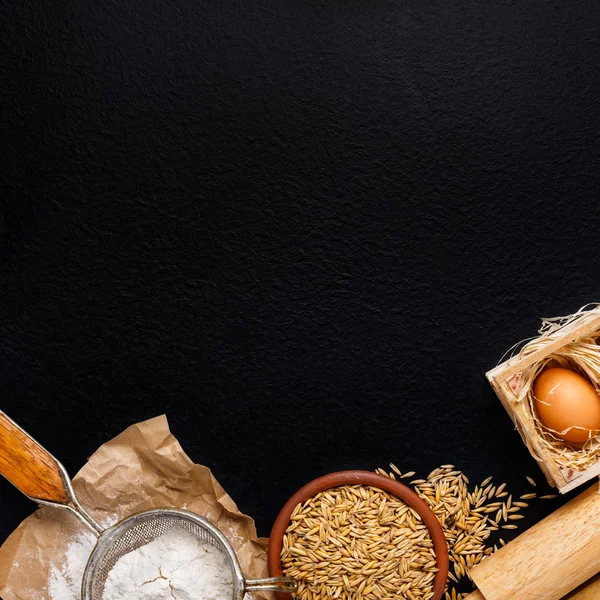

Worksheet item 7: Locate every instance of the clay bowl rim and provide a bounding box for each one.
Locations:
[268,470,449,600]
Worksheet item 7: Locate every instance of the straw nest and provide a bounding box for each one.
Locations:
[509,305,600,471]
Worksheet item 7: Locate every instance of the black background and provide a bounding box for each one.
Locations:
[1,0,600,568]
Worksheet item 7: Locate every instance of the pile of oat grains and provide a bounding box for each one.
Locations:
[282,485,438,600]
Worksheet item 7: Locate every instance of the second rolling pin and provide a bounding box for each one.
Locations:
[463,483,600,600]
[467,573,600,600]
[564,574,600,599]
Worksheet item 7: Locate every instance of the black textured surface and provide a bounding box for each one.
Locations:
[1,0,600,568]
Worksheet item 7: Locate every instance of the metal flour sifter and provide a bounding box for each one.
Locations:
[0,411,297,600]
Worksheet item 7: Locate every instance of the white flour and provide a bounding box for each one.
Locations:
[49,529,97,600]
[102,527,234,600]
[48,526,234,600]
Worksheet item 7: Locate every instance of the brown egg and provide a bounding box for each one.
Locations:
[534,367,600,444]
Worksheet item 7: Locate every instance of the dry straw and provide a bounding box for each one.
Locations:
[506,305,600,471]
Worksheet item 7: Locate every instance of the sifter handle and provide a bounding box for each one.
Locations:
[244,577,298,594]
[0,411,69,503]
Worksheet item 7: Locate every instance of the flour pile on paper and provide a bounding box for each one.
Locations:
[48,529,96,600]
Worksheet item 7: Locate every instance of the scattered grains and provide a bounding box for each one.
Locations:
[389,464,402,476]
[520,493,537,500]
[540,495,558,500]
[526,477,537,487]
[377,466,528,600]
[401,471,417,479]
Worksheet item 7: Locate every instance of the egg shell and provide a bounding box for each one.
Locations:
[534,367,600,444]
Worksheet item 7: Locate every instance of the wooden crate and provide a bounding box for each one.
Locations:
[486,308,600,493]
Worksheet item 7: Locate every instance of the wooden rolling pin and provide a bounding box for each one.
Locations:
[564,573,600,599]
[463,483,600,600]
[467,573,600,600]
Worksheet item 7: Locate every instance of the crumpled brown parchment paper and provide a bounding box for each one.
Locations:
[0,415,270,600]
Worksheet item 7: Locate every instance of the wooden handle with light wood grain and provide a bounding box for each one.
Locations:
[0,412,69,503]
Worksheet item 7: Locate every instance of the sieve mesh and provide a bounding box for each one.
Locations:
[85,511,241,600]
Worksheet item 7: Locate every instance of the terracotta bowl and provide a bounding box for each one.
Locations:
[268,470,449,600]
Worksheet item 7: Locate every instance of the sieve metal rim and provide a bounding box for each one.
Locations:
[82,508,296,600]
[81,508,246,600]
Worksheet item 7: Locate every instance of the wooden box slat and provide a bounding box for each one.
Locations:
[487,308,600,493]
